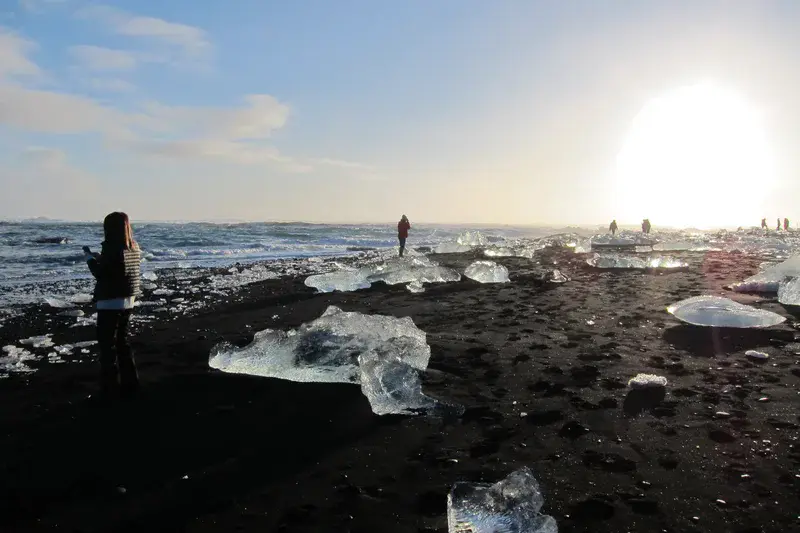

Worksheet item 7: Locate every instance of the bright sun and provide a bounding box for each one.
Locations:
[615,83,774,229]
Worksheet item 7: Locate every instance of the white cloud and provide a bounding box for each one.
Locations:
[77,5,211,63]
[0,27,40,79]
[86,77,135,93]
[19,0,66,14]
[68,45,137,71]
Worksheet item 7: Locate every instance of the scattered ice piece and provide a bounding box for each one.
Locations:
[745,350,769,360]
[68,293,93,304]
[436,242,473,254]
[407,280,425,293]
[464,261,510,283]
[210,306,430,384]
[549,269,569,283]
[304,270,370,293]
[172,298,186,303]
[44,297,74,309]
[586,320,595,326]
[152,288,175,296]
[456,231,488,247]
[587,254,686,269]
[777,277,800,306]
[483,246,518,258]
[667,296,786,328]
[0,345,37,374]
[72,314,98,328]
[628,373,668,389]
[731,255,800,294]
[20,335,54,349]
[142,283,158,291]
[367,256,460,286]
[447,467,557,533]
[142,271,158,281]
[58,310,84,318]
[715,411,731,418]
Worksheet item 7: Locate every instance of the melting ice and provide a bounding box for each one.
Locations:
[731,255,800,294]
[464,261,510,283]
[667,295,785,328]
[305,255,460,293]
[778,277,800,305]
[447,467,557,533]
[210,306,457,415]
[586,254,687,270]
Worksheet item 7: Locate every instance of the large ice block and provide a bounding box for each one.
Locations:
[305,256,460,293]
[465,261,510,283]
[457,231,488,246]
[731,255,800,294]
[304,270,371,293]
[210,306,430,384]
[667,295,785,328]
[586,254,686,270]
[447,468,558,533]
[778,277,800,306]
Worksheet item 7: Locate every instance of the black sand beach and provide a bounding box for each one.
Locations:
[1,248,799,532]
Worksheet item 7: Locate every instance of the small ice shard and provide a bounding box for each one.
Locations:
[483,246,518,258]
[20,335,54,349]
[68,293,94,304]
[142,282,158,291]
[777,277,800,305]
[447,467,557,533]
[58,310,84,318]
[142,271,158,281]
[667,295,785,328]
[456,231,488,247]
[210,306,431,384]
[0,345,37,374]
[152,288,174,296]
[407,280,425,293]
[358,352,461,416]
[435,242,473,254]
[587,254,686,269]
[628,373,668,388]
[464,261,510,283]
[549,270,569,283]
[304,270,371,293]
[745,350,769,360]
[44,297,74,309]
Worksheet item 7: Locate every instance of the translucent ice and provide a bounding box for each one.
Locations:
[457,231,488,247]
[667,296,786,328]
[304,270,371,293]
[549,270,569,283]
[20,335,54,348]
[591,232,656,248]
[142,271,158,281]
[778,277,800,305]
[447,467,557,533]
[628,373,668,388]
[745,349,769,360]
[45,297,74,309]
[731,255,800,294]
[407,280,425,293]
[68,293,93,304]
[0,345,36,374]
[210,306,430,384]
[586,254,686,270]
[436,242,473,254]
[465,261,510,283]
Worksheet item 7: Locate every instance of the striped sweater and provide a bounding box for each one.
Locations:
[88,243,142,301]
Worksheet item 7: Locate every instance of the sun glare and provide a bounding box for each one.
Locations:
[615,83,774,229]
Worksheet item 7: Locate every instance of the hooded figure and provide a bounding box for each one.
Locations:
[397,215,411,257]
[609,219,618,236]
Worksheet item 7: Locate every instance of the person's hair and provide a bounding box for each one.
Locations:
[103,212,136,250]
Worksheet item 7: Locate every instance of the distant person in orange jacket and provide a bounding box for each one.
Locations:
[784,218,790,231]
[397,215,411,257]
[761,218,767,230]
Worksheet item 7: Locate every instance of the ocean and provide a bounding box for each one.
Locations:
[0,221,565,308]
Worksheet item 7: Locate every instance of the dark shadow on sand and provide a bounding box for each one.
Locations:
[623,387,666,417]
[661,325,793,357]
[0,372,387,533]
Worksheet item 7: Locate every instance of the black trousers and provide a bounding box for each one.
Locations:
[399,237,407,257]
[97,309,138,394]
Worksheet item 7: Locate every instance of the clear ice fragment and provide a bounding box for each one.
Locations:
[436,242,473,254]
[587,254,686,269]
[731,255,800,294]
[464,261,510,283]
[777,277,800,305]
[447,467,557,533]
[667,295,785,328]
[745,350,769,360]
[304,270,371,293]
[456,231,488,247]
[628,373,668,388]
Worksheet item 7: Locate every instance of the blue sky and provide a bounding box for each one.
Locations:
[1,1,799,226]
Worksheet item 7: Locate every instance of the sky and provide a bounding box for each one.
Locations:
[1,1,799,226]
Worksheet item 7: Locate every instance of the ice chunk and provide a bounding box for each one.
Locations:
[777,277,800,305]
[745,350,769,360]
[20,335,54,348]
[586,254,687,269]
[68,293,93,304]
[465,261,510,283]
[305,270,371,293]
[731,255,800,294]
[407,280,425,293]
[210,306,431,384]
[45,297,74,309]
[483,246,518,258]
[628,373,668,388]
[549,270,569,283]
[667,295,785,328]
[58,310,84,318]
[447,467,557,533]
[457,231,488,246]
[368,256,460,286]
[358,352,460,416]
[142,282,158,291]
[153,288,174,296]
[0,345,37,374]
[142,271,158,281]
[436,242,473,254]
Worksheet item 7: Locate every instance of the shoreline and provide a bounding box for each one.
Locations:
[1,248,799,532]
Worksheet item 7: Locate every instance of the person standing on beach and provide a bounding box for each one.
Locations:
[397,215,411,257]
[641,219,651,234]
[784,218,790,231]
[609,219,618,236]
[777,218,782,231]
[85,212,142,399]
[761,218,768,230]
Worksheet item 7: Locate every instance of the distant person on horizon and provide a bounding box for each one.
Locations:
[777,218,782,231]
[85,212,142,400]
[397,215,411,257]
[784,218,790,231]
[761,218,767,230]
[609,219,618,236]
[641,218,651,235]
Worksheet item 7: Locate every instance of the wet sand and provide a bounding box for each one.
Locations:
[0,248,798,532]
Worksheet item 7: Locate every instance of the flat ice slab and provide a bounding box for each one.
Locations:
[667,295,785,328]
[464,261,510,283]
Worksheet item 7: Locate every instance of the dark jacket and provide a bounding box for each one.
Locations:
[88,242,142,301]
[398,220,410,239]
